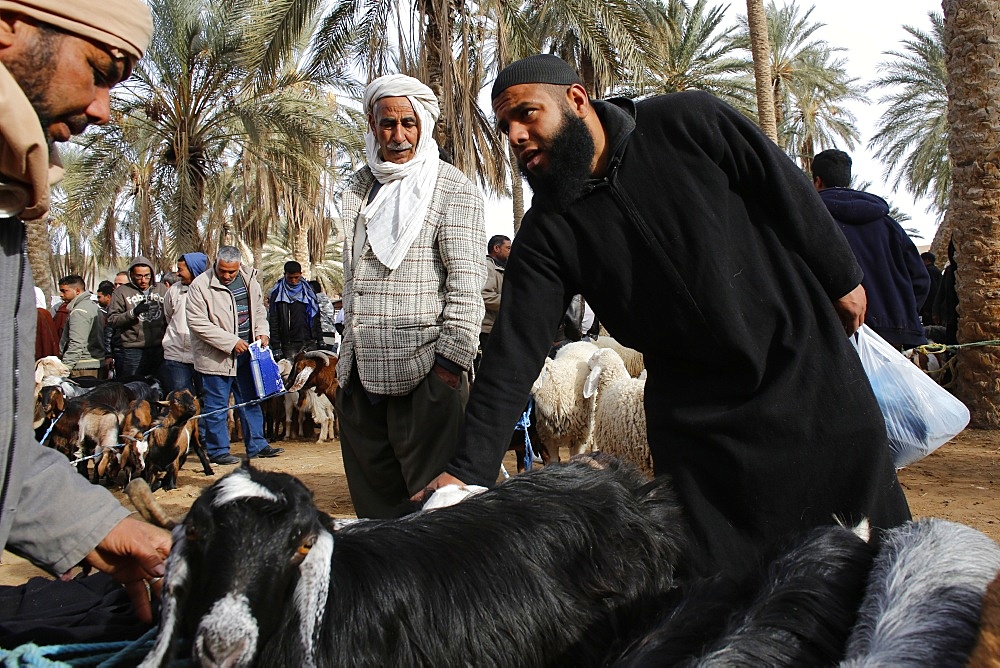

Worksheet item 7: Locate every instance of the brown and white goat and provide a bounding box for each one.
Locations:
[288,351,339,439]
[299,388,337,443]
[34,385,66,439]
[45,381,158,481]
[143,389,214,492]
[114,399,157,488]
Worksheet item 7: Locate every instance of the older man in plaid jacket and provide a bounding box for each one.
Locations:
[336,74,486,518]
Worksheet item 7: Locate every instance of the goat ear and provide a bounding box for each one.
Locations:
[293,529,334,662]
[139,534,190,668]
[583,365,602,399]
[287,367,313,392]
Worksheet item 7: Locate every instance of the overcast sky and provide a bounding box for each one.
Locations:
[484,0,945,243]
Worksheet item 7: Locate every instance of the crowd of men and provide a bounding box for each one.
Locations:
[38,254,346,466]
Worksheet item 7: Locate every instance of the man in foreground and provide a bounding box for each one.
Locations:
[0,0,168,622]
[427,55,910,574]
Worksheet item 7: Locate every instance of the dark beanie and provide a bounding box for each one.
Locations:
[491,54,583,101]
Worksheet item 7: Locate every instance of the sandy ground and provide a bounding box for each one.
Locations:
[2,428,998,585]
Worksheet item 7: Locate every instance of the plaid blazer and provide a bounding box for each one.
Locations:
[337,161,486,396]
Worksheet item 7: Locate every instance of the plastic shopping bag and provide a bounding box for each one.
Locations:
[851,324,970,468]
[248,340,284,399]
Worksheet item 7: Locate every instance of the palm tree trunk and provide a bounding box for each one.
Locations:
[25,217,53,297]
[746,0,778,142]
[942,0,1000,427]
[293,222,311,279]
[510,146,525,232]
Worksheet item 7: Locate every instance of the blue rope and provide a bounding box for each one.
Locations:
[37,412,62,446]
[514,396,535,472]
[0,627,158,668]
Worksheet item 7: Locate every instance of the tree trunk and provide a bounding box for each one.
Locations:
[293,222,311,279]
[25,217,53,297]
[510,146,525,232]
[930,215,955,262]
[746,0,778,142]
[942,0,1000,427]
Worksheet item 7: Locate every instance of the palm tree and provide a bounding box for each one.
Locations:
[616,0,755,116]
[63,0,362,270]
[942,0,1000,427]
[782,45,864,171]
[867,12,949,229]
[745,0,777,140]
[735,1,864,166]
[521,0,662,99]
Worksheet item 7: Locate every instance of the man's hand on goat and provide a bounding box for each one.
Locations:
[83,516,171,623]
[411,472,467,503]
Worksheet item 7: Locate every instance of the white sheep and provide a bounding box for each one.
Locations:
[585,347,652,475]
[531,340,599,459]
[595,336,645,377]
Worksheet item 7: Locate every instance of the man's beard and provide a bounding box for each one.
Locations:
[522,109,595,212]
[5,28,68,135]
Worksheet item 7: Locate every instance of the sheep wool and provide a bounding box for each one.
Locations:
[531,340,599,458]
[585,347,652,475]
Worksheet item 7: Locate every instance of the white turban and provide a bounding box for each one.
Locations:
[359,74,441,271]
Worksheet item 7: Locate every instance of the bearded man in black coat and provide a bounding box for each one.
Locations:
[422,55,910,574]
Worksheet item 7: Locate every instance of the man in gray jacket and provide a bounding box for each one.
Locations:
[0,0,168,623]
[336,74,485,518]
[186,246,283,464]
[476,234,509,372]
[57,275,103,377]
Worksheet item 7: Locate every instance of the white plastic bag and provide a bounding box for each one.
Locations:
[851,324,970,468]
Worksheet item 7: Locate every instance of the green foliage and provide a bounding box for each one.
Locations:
[54,0,364,272]
[867,11,949,218]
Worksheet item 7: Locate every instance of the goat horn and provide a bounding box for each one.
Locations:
[126,479,181,529]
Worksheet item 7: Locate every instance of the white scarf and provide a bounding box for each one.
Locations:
[360,75,440,271]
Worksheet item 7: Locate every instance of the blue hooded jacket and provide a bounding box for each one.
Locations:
[819,188,930,347]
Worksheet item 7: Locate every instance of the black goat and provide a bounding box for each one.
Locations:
[612,523,876,666]
[141,455,690,667]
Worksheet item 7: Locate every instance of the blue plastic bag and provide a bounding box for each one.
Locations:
[248,340,284,399]
[851,325,970,468]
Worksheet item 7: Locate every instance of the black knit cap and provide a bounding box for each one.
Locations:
[491,54,583,101]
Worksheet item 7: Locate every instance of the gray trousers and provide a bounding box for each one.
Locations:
[336,369,469,518]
